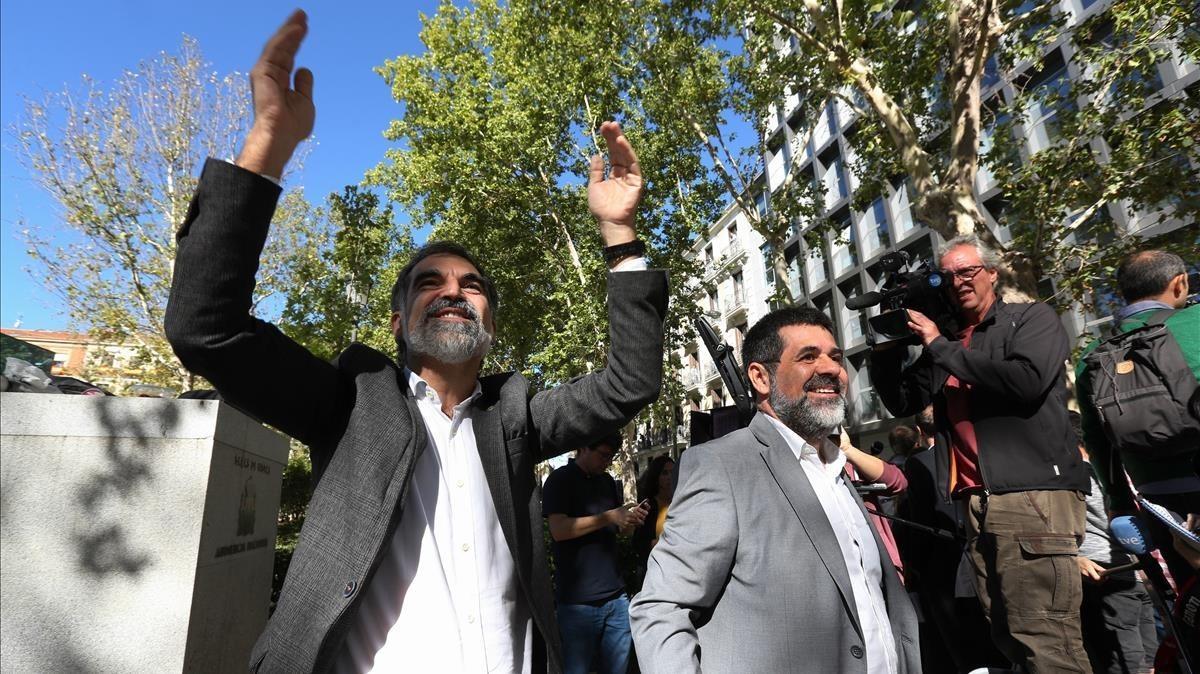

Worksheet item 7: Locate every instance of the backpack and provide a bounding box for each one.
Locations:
[1083,309,1200,457]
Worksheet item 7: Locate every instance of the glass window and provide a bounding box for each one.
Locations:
[813,103,834,148]
[840,280,867,344]
[755,191,769,217]
[786,249,802,298]
[823,157,848,211]
[1025,65,1071,155]
[832,218,858,274]
[858,199,890,257]
[890,181,915,238]
[807,245,828,288]
[761,243,776,286]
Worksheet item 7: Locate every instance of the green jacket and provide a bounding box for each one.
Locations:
[1075,303,1200,510]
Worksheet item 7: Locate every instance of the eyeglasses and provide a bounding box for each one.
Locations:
[946,265,987,281]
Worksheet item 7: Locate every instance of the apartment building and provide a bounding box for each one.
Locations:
[666,0,1197,455]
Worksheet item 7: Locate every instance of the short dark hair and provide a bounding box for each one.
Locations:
[742,306,836,379]
[390,241,500,315]
[888,425,921,455]
[588,433,624,453]
[1116,250,1186,303]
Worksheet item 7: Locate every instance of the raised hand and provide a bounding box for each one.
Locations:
[237,10,315,178]
[587,121,643,247]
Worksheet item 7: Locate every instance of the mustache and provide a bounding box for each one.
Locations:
[803,374,844,395]
[422,297,481,323]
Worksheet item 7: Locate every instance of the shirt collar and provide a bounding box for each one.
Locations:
[764,415,846,472]
[1114,299,1175,322]
[405,368,482,410]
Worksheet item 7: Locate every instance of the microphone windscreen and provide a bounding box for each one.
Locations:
[1110,515,1151,556]
[845,291,883,311]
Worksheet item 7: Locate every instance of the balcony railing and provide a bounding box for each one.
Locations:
[723,290,747,316]
[680,368,701,388]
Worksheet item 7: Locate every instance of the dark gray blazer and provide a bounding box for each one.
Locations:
[165,159,668,673]
[630,413,920,674]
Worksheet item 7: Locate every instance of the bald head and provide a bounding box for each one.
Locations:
[1117,250,1188,308]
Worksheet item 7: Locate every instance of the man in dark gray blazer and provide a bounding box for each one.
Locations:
[630,307,919,674]
[164,11,666,673]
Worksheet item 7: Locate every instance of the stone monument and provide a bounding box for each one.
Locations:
[0,394,290,672]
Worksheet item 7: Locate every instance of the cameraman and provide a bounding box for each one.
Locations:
[869,235,1091,673]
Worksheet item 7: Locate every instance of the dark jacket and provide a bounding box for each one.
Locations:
[164,159,669,673]
[870,299,1089,500]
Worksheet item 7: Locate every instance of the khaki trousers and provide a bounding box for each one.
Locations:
[966,490,1092,673]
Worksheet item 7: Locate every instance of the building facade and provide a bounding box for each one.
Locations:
[655,0,1198,459]
[0,328,159,395]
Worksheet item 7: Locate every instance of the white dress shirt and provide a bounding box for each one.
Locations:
[335,371,531,673]
[764,415,899,674]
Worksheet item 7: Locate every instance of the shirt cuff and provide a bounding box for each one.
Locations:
[611,256,649,272]
[222,158,282,187]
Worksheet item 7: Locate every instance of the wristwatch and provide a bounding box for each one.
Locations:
[602,239,646,265]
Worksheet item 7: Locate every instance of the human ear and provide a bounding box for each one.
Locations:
[747,362,773,400]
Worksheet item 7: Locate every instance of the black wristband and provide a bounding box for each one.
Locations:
[602,239,646,265]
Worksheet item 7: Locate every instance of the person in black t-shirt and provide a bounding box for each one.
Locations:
[543,434,648,674]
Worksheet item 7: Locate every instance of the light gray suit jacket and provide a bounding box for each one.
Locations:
[630,413,920,674]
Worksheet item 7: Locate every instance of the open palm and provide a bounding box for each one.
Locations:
[588,121,643,245]
[238,10,315,177]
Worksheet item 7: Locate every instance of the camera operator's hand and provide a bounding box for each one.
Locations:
[906,309,941,347]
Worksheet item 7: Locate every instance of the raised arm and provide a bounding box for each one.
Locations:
[528,123,668,455]
[165,12,351,452]
[913,303,1068,403]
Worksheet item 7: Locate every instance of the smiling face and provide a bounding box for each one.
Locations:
[940,244,998,323]
[748,323,848,443]
[390,253,495,366]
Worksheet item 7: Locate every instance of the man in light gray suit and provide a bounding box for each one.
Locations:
[164,11,666,672]
[630,307,919,674]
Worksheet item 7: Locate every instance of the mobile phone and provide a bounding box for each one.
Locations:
[637,499,651,510]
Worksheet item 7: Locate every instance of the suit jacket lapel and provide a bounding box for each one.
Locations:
[471,383,520,566]
[751,414,863,640]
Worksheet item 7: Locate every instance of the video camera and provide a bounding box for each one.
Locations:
[846,251,960,347]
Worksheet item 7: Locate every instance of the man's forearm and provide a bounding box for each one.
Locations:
[549,512,614,541]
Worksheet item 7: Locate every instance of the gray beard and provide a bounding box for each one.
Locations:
[405,307,493,365]
[770,377,846,441]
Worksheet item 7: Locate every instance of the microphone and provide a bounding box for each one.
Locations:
[1111,515,1175,601]
[1110,515,1151,556]
[845,291,885,311]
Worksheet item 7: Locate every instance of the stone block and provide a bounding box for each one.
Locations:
[0,394,290,672]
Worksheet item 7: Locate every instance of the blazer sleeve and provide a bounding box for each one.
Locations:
[165,159,353,452]
[527,269,668,458]
[924,302,1068,404]
[630,446,737,674]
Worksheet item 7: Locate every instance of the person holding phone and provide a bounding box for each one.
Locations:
[543,434,648,674]
[633,455,676,575]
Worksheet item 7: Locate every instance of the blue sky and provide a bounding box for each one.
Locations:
[1,1,444,330]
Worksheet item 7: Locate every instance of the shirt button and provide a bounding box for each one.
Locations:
[467,614,476,624]
[456,479,465,488]
[461,543,470,552]
[850,645,864,659]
